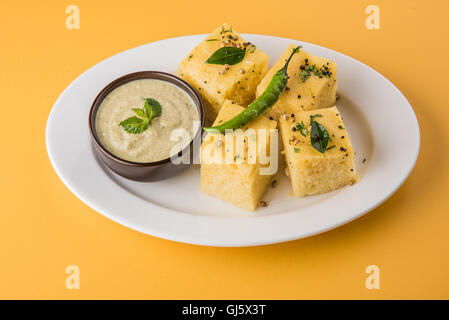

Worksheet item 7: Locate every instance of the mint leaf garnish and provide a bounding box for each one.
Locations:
[143,98,162,121]
[120,98,162,134]
[132,108,145,118]
[119,116,149,134]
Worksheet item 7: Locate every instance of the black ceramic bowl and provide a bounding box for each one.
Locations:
[88,71,204,182]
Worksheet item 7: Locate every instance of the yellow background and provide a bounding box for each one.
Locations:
[1,0,448,299]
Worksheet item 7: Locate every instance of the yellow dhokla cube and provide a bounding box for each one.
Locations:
[279,106,359,197]
[256,44,337,121]
[178,23,269,124]
[200,100,277,211]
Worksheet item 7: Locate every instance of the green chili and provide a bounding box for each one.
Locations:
[203,46,301,134]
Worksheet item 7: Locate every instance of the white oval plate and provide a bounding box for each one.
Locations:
[46,34,419,247]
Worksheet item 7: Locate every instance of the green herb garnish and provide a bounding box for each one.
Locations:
[206,47,246,65]
[299,69,311,82]
[206,39,219,42]
[131,108,145,118]
[310,116,330,154]
[220,26,232,34]
[294,147,300,153]
[143,98,162,121]
[119,116,148,134]
[203,46,301,134]
[299,64,332,82]
[326,145,336,151]
[248,44,256,53]
[296,121,308,137]
[119,98,162,134]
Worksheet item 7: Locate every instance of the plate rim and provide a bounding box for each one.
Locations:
[46,34,420,247]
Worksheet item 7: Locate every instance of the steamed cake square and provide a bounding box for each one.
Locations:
[279,106,359,197]
[256,44,337,121]
[200,100,277,211]
[178,23,269,124]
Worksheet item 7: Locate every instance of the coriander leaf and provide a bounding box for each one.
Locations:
[132,108,145,118]
[206,38,219,41]
[310,114,322,123]
[300,63,332,82]
[294,147,300,153]
[300,70,311,82]
[310,120,329,153]
[206,47,246,65]
[297,121,308,137]
[144,98,162,121]
[119,116,149,134]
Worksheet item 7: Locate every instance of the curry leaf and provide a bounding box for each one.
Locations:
[206,47,246,65]
[310,120,329,153]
